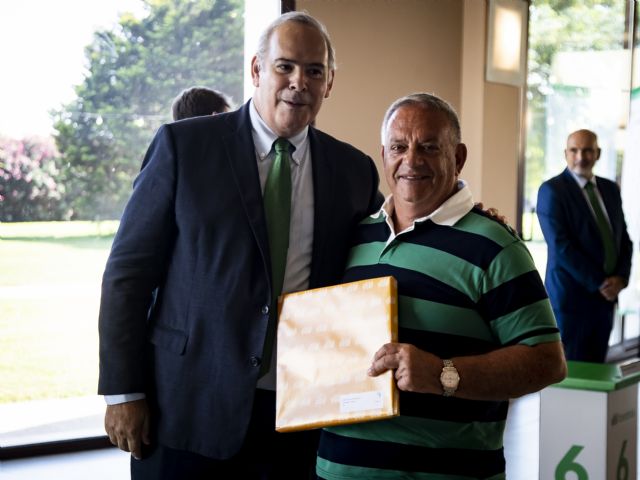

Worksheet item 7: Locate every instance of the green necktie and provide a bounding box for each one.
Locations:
[584,182,617,275]
[260,137,292,375]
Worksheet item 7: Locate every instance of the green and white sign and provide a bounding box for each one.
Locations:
[540,362,639,479]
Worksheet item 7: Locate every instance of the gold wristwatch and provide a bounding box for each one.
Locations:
[440,359,460,397]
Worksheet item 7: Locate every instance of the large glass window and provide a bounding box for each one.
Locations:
[524,0,639,358]
[0,0,249,452]
[618,0,640,355]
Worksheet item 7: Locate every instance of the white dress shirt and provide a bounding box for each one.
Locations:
[250,100,314,389]
[567,170,612,227]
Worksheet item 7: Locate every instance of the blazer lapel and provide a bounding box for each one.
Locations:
[222,103,271,286]
[308,128,334,288]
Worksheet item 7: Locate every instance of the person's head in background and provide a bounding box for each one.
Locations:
[564,129,601,179]
[171,87,232,120]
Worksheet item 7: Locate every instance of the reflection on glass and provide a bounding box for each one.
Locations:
[0,0,244,449]
[526,0,629,217]
[524,0,638,359]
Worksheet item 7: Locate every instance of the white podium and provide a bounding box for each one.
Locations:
[539,361,640,480]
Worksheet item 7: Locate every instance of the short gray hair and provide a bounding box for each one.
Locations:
[255,12,336,71]
[380,93,461,145]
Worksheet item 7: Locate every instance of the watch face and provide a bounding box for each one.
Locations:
[441,370,459,387]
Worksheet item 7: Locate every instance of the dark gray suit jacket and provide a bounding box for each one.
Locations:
[98,101,382,459]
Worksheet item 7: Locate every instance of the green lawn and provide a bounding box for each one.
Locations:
[0,221,118,403]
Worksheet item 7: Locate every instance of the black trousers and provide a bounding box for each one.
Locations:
[131,389,319,480]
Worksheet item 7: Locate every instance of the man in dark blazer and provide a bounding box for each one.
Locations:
[98,12,382,479]
[537,129,632,362]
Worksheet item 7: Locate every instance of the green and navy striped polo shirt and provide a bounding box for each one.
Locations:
[317,184,560,480]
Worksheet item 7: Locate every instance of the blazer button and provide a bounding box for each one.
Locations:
[250,356,261,367]
[261,305,269,315]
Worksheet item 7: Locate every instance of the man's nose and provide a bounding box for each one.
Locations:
[404,148,423,167]
[289,68,306,91]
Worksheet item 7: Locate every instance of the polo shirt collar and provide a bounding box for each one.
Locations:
[374,180,474,235]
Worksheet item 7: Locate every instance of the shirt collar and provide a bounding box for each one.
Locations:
[374,180,474,235]
[249,99,307,165]
[567,168,596,189]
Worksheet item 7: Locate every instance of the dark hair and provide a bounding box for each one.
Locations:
[171,87,232,121]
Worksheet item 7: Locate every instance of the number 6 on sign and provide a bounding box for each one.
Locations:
[555,445,588,480]
[617,439,628,480]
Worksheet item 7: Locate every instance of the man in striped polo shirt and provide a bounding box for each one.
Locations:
[316,93,567,480]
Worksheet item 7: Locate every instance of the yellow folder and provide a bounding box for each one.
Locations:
[275,276,399,432]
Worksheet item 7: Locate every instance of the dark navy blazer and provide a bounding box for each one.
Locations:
[536,167,632,315]
[98,101,382,459]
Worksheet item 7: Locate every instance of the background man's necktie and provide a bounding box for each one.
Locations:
[584,182,617,275]
[260,137,292,375]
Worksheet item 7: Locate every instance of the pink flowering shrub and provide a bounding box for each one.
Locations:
[0,136,66,221]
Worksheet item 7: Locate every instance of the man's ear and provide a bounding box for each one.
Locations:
[324,70,335,99]
[251,56,260,88]
[380,145,386,164]
[455,143,467,175]
[595,147,602,160]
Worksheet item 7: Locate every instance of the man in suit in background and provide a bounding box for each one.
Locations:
[98,12,382,479]
[537,129,633,362]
